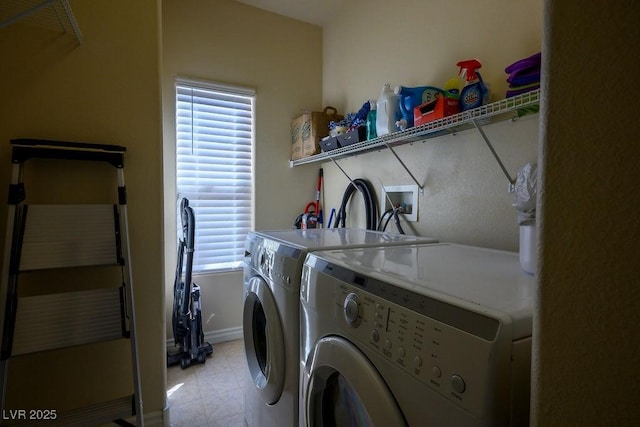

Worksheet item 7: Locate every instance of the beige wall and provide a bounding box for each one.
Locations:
[319,0,543,250]
[161,1,323,340]
[533,0,640,424]
[0,0,165,419]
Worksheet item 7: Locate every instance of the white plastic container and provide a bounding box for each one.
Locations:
[376,84,401,137]
[519,222,538,275]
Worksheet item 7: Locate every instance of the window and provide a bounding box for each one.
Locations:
[175,78,254,273]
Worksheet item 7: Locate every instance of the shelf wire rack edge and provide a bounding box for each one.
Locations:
[0,0,83,42]
[290,88,540,167]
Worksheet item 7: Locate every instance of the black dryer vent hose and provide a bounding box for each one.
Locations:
[334,178,378,231]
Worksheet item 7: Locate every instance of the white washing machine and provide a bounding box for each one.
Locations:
[242,228,438,427]
[300,243,535,426]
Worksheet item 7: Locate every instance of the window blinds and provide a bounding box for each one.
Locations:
[176,79,254,272]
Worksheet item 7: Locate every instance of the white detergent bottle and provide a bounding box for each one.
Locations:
[376,84,401,136]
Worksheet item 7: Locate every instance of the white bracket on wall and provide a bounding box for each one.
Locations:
[470,118,517,193]
[383,142,425,195]
[329,147,425,197]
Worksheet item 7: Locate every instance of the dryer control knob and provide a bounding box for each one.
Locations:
[451,375,466,394]
[343,293,361,327]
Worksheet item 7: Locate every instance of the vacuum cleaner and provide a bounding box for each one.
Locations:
[167,198,213,369]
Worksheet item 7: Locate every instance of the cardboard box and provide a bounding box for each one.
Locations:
[291,107,342,160]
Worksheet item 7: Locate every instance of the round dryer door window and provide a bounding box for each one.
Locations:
[304,336,407,426]
[243,275,285,405]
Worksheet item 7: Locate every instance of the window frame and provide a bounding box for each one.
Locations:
[174,76,255,274]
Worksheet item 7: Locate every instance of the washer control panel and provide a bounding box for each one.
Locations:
[244,234,303,290]
[335,278,502,418]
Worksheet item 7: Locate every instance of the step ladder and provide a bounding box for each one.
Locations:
[0,139,143,426]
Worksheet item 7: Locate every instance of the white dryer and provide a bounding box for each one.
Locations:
[300,243,535,426]
[242,228,438,427]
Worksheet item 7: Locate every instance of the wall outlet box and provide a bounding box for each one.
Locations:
[380,184,419,222]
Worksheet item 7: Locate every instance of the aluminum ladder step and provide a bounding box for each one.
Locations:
[11,287,125,356]
[1,139,143,426]
[18,204,120,271]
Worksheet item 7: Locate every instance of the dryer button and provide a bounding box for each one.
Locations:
[397,347,406,358]
[451,375,466,394]
[432,366,442,378]
[370,329,380,343]
[384,339,392,350]
[413,356,423,368]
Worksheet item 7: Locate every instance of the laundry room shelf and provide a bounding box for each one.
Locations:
[289,89,540,168]
[0,0,83,43]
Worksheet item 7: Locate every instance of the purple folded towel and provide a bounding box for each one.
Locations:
[505,52,541,74]
[506,84,540,98]
[507,70,541,86]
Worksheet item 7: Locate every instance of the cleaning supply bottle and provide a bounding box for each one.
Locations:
[393,85,442,130]
[456,59,488,111]
[376,84,401,136]
[443,77,461,115]
[366,100,377,140]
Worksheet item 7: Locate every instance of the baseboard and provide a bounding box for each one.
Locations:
[161,405,171,427]
[166,325,243,348]
[143,409,165,427]
[116,409,165,427]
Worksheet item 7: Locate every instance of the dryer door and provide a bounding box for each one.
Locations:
[243,275,285,405]
[305,336,407,427]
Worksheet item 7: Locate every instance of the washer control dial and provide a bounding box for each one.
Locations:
[343,293,361,327]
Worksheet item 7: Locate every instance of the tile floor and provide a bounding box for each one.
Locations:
[167,339,249,427]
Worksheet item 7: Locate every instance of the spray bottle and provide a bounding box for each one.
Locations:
[456,59,489,111]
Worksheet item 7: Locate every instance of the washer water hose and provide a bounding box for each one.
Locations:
[333,179,378,230]
[377,206,406,234]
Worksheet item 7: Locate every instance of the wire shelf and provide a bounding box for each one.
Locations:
[290,88,540,167]
[0,0,83,43]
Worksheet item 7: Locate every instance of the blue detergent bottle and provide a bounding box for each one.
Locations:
[456,59,488,111]
[394,85,443,129]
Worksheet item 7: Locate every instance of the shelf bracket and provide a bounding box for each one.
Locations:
[471,119,516,192]
[383,142,425,194]
[329,157,361,192]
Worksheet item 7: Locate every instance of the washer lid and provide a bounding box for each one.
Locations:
[309,243,535,339]
[253,228,437,251]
